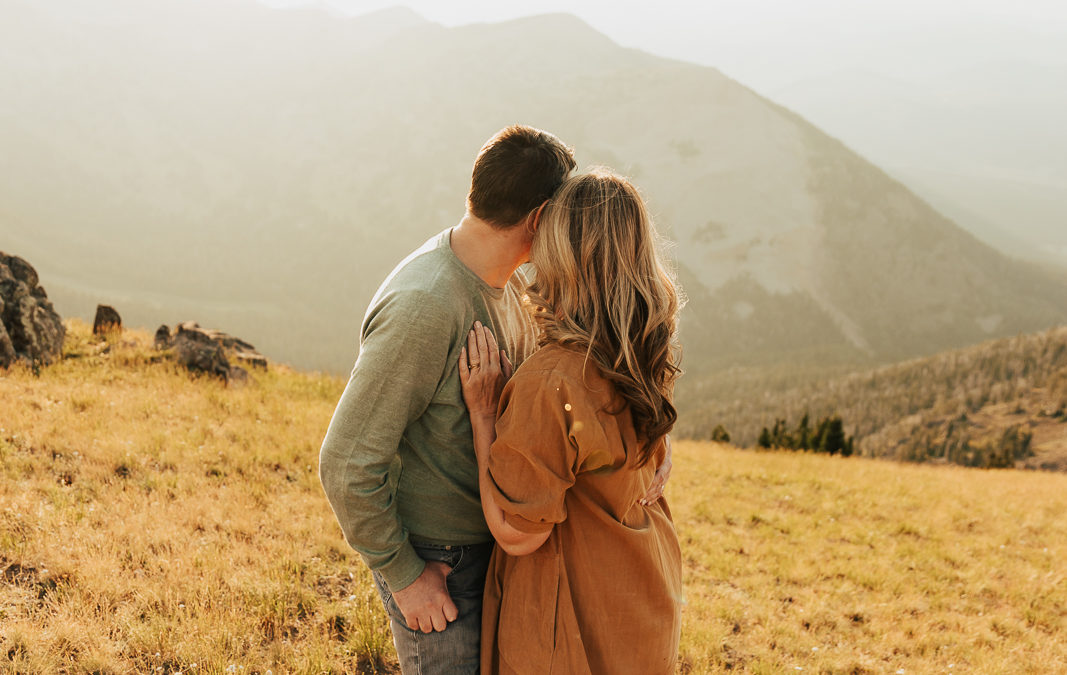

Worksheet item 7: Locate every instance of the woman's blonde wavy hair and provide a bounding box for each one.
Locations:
[528,169,682,466]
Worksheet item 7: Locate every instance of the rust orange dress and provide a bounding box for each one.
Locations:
[480,344,683,675]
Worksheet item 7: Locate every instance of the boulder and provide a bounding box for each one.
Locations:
[93,304,122,335]
[227,365,250,385]
[154,324,172,350]
[173,333,231,379]
[156,321,267,383]
[174,321,267,370]
[0,253,65,369]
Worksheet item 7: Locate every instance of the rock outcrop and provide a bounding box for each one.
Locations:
[155,321,267,382]
[154,324,172,350]
[93,304,122,335]
[0,253,65,369]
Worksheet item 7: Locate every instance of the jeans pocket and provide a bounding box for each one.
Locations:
[445,547,464,578]
[412,543,459,575]
[372,570,407,626]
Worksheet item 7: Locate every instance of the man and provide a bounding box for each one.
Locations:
[320,125,671,673]
[319,125,577,673]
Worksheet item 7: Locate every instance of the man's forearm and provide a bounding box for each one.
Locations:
[318,433,425,591]
[319,285,457,591]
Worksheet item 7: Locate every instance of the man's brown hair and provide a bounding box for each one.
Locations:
[467,125,576,228]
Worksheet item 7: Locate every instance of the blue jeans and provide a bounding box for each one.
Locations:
[373,541,494,675]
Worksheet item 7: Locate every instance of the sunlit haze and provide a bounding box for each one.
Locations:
[260,0,1067,90]
[257,0,1067,262]
[5,0,1067,375]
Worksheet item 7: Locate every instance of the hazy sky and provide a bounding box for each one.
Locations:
[260,0,1067,92]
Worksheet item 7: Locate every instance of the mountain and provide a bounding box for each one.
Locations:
[769,63,1067,267]
[2,0,1066,375]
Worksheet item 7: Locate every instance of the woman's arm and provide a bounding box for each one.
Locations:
[469,409,552,556]
[639,434,672,505]
[459,323,552,556]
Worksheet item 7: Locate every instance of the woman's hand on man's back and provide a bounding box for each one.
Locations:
[458,322,513,421]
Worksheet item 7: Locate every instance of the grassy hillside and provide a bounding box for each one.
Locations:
[2,322,1065,673]
[679,326,1067,470]
[0,322,393,673]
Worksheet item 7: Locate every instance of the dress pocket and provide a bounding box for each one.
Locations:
[496,541,560,671]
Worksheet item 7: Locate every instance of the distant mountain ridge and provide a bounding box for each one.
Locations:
[769,63,1067,266]
[2,0,1065,375]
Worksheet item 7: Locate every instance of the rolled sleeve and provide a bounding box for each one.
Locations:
[484,371,582,535]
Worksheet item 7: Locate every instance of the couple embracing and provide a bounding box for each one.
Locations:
[320,126,683,674]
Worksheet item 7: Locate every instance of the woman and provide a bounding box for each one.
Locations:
[458,170,684,674]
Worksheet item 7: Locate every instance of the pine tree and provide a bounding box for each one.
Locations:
[823,416,846,455]
[758,427,772,449]
[842,435,855,457]
[796,413,811,451]
[711,424,731,443]
[813,417,830,453]
[771,419,783,447]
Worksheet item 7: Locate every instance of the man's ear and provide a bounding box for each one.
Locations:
[528,200,549,233]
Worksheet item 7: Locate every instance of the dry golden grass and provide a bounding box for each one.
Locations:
[1,322,391,674]
[672,443,1067,674]
[2,321,1066,674]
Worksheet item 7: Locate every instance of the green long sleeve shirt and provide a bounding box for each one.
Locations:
[319,229,537,591]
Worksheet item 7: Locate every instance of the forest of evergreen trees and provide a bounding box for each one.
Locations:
[755,413,854,456]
